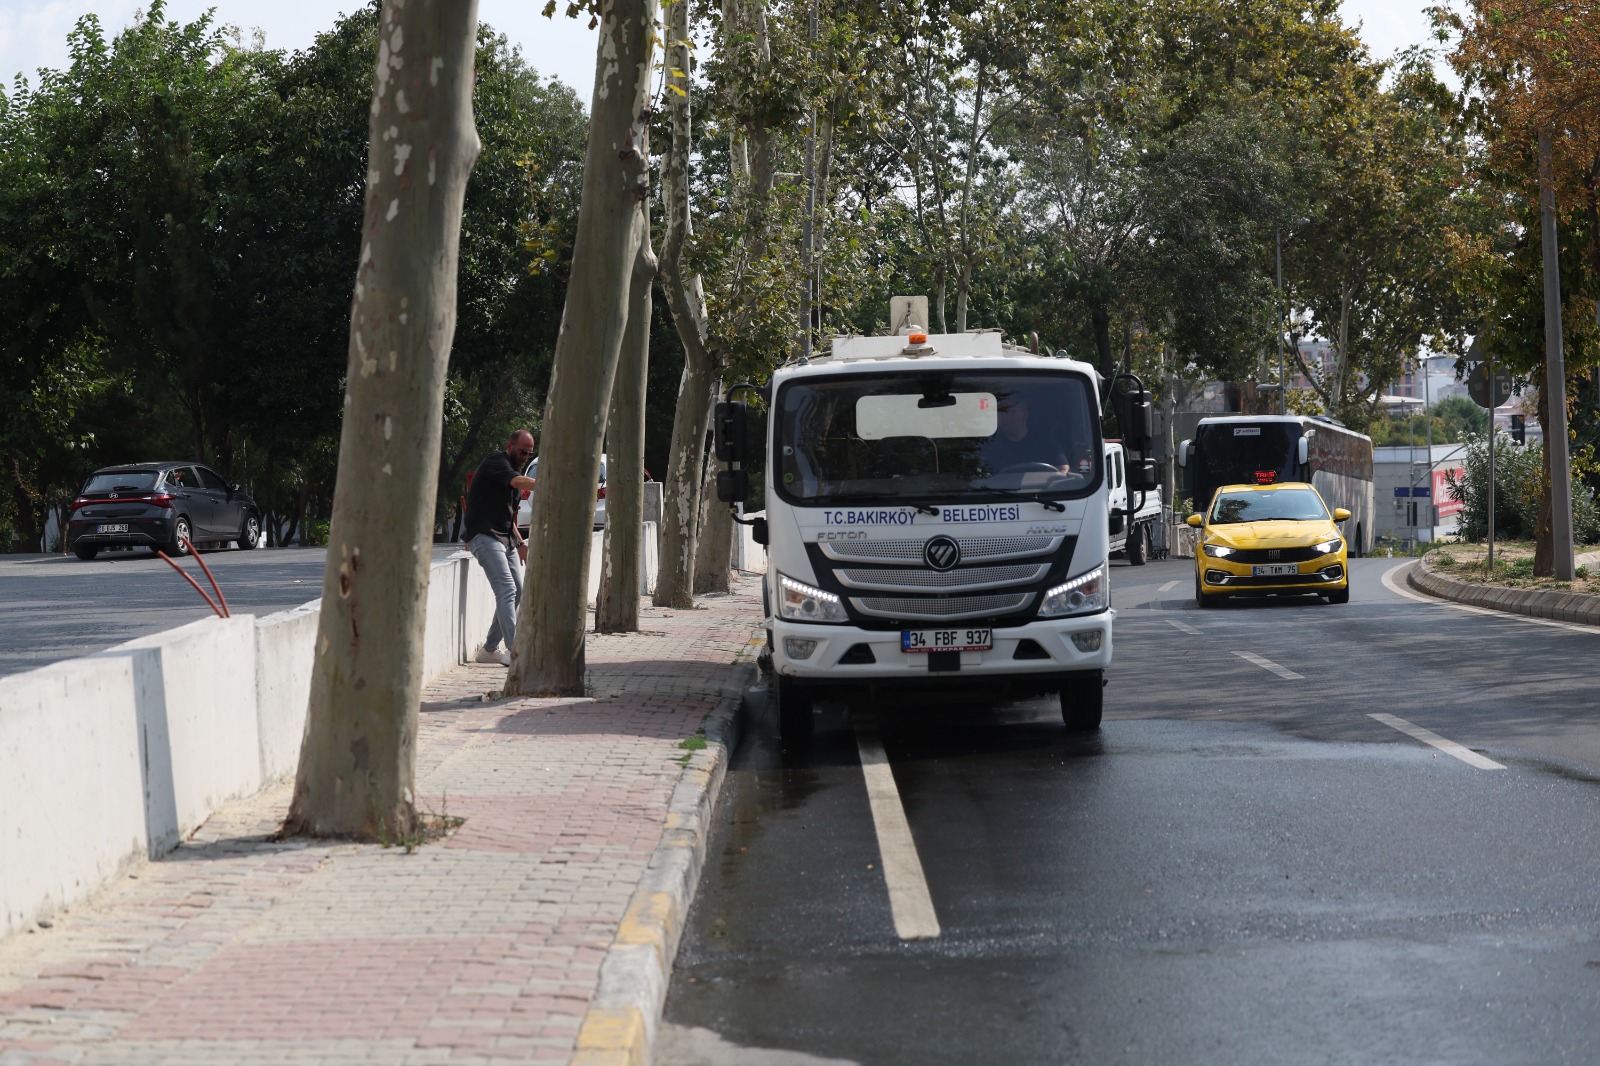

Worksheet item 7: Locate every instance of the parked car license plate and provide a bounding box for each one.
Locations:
[96,523,129,534]
[902,628,992,653]
[1252,563,1298,576]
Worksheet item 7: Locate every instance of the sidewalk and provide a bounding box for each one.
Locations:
[0,577,765,1066]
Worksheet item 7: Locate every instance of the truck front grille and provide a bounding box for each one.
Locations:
[835,563,1048,593]
[851,592,1036,622]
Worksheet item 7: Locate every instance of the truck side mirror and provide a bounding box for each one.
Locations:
[715,468,749,504]
[1127,456,1159,493]
[1114,390,1155,453]
[714,402,747,463]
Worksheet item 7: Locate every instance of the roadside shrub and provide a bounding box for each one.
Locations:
[300,518,330,547]
[1444,433,1600,542]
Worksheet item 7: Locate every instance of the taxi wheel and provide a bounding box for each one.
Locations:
[1325,586,1350,605]
[773,675,815,744]
[1059,670,1104,731]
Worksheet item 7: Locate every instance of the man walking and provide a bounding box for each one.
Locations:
[465,430,537,666]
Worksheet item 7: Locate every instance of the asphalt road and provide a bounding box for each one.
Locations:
[661,557,1600,1066]
[0,543,467,679]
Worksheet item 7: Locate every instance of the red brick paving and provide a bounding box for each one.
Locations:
[0,580,761,1065]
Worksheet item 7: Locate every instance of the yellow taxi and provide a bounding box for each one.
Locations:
[1186,482,1350,607]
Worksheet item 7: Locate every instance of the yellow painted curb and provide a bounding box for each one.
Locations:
[617,890,676,950]
[573,1007,646,1066]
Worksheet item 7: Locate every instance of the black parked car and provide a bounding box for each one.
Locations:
[65,463,261,561]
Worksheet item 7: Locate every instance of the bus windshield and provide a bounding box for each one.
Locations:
[774,370,1101,506]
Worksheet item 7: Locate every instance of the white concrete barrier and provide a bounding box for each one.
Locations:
[1,535,665,941]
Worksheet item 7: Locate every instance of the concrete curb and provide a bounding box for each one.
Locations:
[570,660,758,1066]
[1407,551,1600,626]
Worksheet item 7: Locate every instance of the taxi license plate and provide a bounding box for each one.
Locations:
[902,628,991,653]
[1252,563,1298,577]
[97,523,129,534]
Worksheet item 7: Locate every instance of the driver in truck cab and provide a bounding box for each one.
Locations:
[983,395,1093,476]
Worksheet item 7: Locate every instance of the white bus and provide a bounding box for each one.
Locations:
[1178,414,1375,556]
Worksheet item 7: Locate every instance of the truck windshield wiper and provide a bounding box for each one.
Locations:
[978,486,1066,512]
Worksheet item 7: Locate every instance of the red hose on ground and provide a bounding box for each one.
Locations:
[156,548,224,618]
[181,535,231,617]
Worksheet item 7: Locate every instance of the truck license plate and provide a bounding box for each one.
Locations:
[1252,563,1298,576]
[902,628,991,653]
[97,523,129,534]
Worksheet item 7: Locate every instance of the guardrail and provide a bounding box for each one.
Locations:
[0,527,660,941]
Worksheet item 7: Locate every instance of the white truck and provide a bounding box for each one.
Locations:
[712,314,1158,742]
[1106,441,1164,565]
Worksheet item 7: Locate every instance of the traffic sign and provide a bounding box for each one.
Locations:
[1467,362,1511,408]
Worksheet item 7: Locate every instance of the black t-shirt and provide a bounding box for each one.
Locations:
[463,451,521,544]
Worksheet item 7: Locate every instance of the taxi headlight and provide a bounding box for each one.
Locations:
[777,573,849,623]
[1039,565,1107,617]
[1202,543,1237,558]
[1311,538,1343,555]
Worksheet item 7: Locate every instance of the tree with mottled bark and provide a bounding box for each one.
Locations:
[284,0,481,840]
[596,208,657,632]
[506,0,657,694]
[654,0,716,609]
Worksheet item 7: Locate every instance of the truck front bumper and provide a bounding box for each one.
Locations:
[769,611,1114,690]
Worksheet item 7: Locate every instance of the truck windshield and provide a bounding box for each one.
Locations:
[774,370,1101,505]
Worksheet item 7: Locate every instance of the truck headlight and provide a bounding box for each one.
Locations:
[777,573,849,623]
[1202,543,1237,558]
[1038,566,1106,617]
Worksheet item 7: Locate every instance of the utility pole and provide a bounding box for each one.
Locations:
[1539,130,1575,580]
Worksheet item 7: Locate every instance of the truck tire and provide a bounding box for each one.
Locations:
[1059,670,1104,731]
[1126,522,1147,565]
[773,675,815,744]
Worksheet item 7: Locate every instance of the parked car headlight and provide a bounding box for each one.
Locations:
[1312,538,1343,555]
[1202,543,1237,558]
[777,573,849,623]
[1038,565,1107,617]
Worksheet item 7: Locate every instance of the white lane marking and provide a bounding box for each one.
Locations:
[1167,619,1201,635]
[1369,713,1506,770]
[852,715,941,940]
[1158,580,1179,592]
[1233,650,1304,680]
[1383,561,1600,635]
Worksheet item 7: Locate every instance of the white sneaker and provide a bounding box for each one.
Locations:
[473,645,510,666]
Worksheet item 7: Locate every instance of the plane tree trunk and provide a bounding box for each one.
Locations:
[655,0,713,609]
[596,218,656,632]
[285,0,481,840]
[505,0,656,695]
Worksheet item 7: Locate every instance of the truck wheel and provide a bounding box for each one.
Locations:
[773,675,815,744]
[1126,523,1147,565]
[1059,671,1104,731]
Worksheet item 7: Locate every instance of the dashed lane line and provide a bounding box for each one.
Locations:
[852,714,941,940]
[1369,713,1506,770]
[1158,580,1179,592]
[1233,650,1304,680]
[1167,619,1202,635]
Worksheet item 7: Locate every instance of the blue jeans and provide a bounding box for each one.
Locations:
[468,534,523,652]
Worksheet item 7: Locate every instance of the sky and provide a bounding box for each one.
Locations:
[1,0,1448,103]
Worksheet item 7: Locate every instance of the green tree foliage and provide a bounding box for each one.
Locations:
[0,3,586,550]
[1368,394,1490,446]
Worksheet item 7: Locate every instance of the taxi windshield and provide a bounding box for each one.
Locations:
[1210,488,1329,524]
